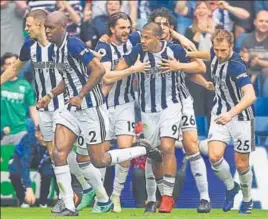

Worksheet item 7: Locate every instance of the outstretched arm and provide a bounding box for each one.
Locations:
[189,74,215,90]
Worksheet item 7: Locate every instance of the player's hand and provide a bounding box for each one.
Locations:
[133,54,151,73]
[99,34,111,43]
[215,112,232,125]
[205,81,215,91]
[25,188,36,205]
[69,96,83,107]
[160,56,180,74]
[169,29,197,51]
[37,95,51,109]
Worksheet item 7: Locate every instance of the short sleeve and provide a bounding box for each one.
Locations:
[129,31,141,46]
[24,82,36,107]
[95,42,112,63]
[124,44,141,66]
[19,40,34,62]
[67,37,95,65]
[170,44,190,63]
[229,60,251,88]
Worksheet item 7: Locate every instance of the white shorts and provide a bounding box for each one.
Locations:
[55,104,109,145]
[141,103,182,147]
[181,97,197,131]
[75,135,89,156]
[208,116,255,153]
[38,110,60,141]
[106,101,135,141]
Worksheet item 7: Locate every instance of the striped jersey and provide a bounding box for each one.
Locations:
[52,33,104,111]
[124,41,190,113]
[19,39,64,112]
[95,32,141,107]
[210,48,254,120]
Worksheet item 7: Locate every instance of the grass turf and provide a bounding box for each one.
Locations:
[1,208,268,219]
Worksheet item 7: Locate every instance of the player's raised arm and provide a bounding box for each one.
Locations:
[186,51,211,61]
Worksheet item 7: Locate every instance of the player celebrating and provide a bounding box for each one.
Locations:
[41,11,162,216]
[187,29,256,214]
[143,7,212,213]
[95,12,151,213]
[113,22,206,213]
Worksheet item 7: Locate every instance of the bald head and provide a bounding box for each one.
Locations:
[142,22,163,38]
[46,11,67,27]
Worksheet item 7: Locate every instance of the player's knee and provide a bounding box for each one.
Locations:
[235,160,249,172]
[161,145,175,156]
[90,156,107,168]
[52,148,68,164]
[209,154,222,164]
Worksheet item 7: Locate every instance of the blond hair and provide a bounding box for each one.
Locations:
[212,29,234,45]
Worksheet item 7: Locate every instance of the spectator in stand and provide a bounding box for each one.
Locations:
[86,0,122,49]
[229,1,255,40]
[240,10,268,91]
[80,1,93,48]
[88,0,137,28]
[185,1,218,52]
[1,0,27,56]
[56,0,83,37]
[27,0,56,13]
[8,119,54,208]
[176,0,250,33]
[0,53,38,146]
[254,0,268,14]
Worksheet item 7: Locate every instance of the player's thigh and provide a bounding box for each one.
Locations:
[181,97,197,132]
[79,105,109,145]
[106,107,115,141]
[159,103,182,143]
[54,109,79,152]
[38,111,54,142]
[230,120,255,154]
[141,111,160,147]
[208,116,231,145]
[114,102,136,139]
[208,117,230,162]
[75,135,89,157]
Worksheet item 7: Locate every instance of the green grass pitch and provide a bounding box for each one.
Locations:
[1,208,268,219]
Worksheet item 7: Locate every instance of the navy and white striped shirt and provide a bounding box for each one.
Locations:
[210,48,254,120]
[124,41,190,113]
[19,39,64,112]
[53,34,104,111]
[95,32,140,107]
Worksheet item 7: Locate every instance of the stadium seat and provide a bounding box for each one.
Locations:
[235,33,250,53]
[255,116,268,145]
[254,97,268,116]
[196,116,208,139]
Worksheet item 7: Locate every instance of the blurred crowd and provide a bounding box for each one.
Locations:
[1,0,267,208]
